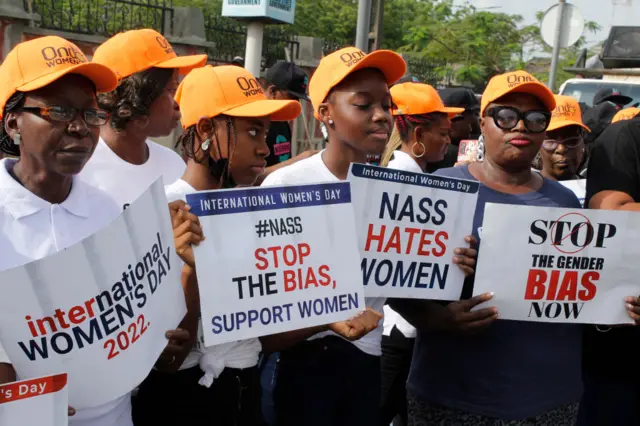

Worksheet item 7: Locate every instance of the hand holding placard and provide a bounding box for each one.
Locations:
[328,307,382,341]
[170,200,205,269]
[452,235,479,277]
[445,293,498,334]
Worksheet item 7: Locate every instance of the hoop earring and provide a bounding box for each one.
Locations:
[13,132,21,146]
[411,141,426,158]
[476,135,485,162]
[201,138,211,151]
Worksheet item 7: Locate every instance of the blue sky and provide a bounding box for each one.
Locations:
[459,0,639,47]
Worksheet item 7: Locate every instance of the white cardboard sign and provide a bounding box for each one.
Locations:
[0,374,68,426]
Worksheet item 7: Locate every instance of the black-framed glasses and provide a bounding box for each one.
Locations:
[485,106,551,133]
[542,136,583,152]
[20,106,109,127]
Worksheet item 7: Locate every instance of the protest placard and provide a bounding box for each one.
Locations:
[186,182,364,346]
[0,374,68,426]
[473,203,640,324]
[560,179,586,207]
[348,163,479,299]
[0,179,186,409]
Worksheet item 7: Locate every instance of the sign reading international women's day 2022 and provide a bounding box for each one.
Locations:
[473,203,640,324]
[0,179,186,409]
[348,164,479,300]
[186,183,364,346]
[0,374,68,426]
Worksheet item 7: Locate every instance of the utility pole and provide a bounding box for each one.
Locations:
[372,0,384,51]
[356,0,372,52]
[548,0,566,91]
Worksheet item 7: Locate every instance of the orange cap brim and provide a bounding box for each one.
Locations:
[154,54,208,75]
[441,106,465,118]
[225,99,302,121]
[483,82,556,115]
[547,119,591,133]
[18,62,118,93]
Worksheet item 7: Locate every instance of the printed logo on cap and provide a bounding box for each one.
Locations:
[553,103,577,118]
[340,50,366,68]
[302,75,309,90]
[236,76,263,97]
[155,35,174,55]
[506,73,538,89]
[41,44,87,68]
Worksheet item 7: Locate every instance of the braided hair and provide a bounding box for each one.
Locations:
[380,112,447,166]
[176,115,238,188]
[0,92,26,156]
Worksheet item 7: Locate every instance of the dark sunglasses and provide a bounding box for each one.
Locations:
[485,106,551,133]
[20,105,109,127]
[542,136,583,152]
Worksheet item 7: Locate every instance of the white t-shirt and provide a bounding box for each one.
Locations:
[79,138,186,210]
[0,158,132,426]
[261,151,385,356]
[381,151,420,339]
[560,179,586,207]
[164,179,261,376]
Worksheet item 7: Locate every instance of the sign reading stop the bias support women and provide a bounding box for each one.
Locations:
[186,182,364,346]
[0,179,186,409]
[0,374,68,426]
[348,163,479,299]
[473,203,640,324]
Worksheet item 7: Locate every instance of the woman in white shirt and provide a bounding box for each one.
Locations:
[134,64,301,426]
[79,29,207,211]
[378,82,465,426]
[0,36,201,426]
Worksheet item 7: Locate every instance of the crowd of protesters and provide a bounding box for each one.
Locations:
[0,28,639,426]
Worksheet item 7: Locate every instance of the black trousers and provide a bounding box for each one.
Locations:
[274,336,381,426]
[132,365,262,426]
[380,326,415,426]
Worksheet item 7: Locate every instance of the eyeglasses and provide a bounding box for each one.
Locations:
[485,106,551,133]
[20,106,109,127]
[542,136,583,152]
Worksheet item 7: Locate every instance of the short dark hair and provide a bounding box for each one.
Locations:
[0,91,26,156]
[98,67,174,132]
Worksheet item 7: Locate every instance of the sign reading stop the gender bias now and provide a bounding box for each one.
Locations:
[474,203,640,324]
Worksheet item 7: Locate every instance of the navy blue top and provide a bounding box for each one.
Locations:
[407,165,583,420]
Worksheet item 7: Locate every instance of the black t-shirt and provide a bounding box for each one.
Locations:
[265,121,292,167]
[584,117,640,382]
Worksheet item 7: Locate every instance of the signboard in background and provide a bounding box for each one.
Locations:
[0,179,186,409]
[187,183,364,346]
[0,374,68,426]
[457,139,479,163]
[222,0,296,24]
[473,203,640,324]
[348,163,479,300]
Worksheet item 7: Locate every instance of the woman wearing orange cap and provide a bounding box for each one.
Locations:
[0,36,200,426]
[379,82,472,426]
[391,71,584,425]
[132,64,301,426]
[260,47,478,426]
[79,29,207,211]
[538,95,590,207]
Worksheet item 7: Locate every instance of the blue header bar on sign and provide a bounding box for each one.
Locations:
[349,163,480,194]
[186,182,351,217]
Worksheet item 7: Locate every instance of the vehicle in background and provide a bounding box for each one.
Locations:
[559,78,640,107]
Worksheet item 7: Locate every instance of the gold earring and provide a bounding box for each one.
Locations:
[411,141,426,158]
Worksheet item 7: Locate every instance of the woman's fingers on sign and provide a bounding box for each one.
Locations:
[68,407,76,416]
[625,296,640,324]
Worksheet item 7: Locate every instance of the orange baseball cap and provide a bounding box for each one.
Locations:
[92,29,207,80]
[481,70,556,115]
[0,36,117,118]
[175,65,301,129]
[309,47,406,118]
[612,107,640,123]
[391,83,464,117]
[547,95,590,132]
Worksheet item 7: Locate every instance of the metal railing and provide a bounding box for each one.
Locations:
[25,0,174,36]
[205,16,299,71]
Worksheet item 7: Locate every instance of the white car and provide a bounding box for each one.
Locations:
[558,78,640,107]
